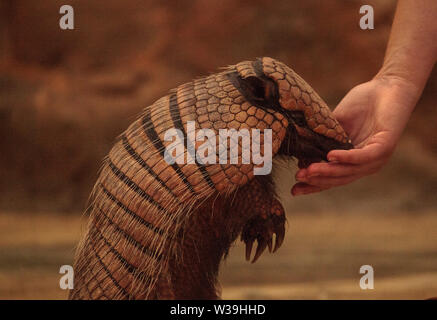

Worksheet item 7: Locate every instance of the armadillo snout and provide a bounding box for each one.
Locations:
[255,57,353,167]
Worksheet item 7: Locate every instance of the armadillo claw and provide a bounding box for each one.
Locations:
[272,214,286,253]
[245,240,253,261]
[273,223,285,253]
[267,237,273,253]
[252,238,268,263]
[241,208,286,263]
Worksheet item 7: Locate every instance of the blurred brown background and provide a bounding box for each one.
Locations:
[0,0,436,299]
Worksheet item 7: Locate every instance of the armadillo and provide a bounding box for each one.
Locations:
[69,57,353,300]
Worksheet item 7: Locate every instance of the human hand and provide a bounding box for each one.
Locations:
[292,76,421,196]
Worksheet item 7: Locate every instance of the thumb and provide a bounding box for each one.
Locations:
[332,91,357,123]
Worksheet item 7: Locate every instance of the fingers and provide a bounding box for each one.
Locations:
[291,182,330,196]
[291,141,391,196]
[292,163,380,195]
[327,142,389,165]
[296,174,362,189]
[292,160,383,196]
[297,161,383,180]
[292,175,359,196]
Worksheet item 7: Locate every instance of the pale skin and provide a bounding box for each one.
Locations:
[292,0,437,196]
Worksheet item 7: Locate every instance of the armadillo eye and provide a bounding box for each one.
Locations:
[243,76,278,104]
[244,76,266,102]
[290,111,307,127]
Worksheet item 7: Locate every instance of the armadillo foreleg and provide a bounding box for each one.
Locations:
[226,176,286,263]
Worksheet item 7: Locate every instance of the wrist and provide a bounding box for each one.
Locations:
[372,70,421,139]
[374,49,434,100]
[373,69,422,102]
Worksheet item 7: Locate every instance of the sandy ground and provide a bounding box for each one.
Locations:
[0,211,436,299]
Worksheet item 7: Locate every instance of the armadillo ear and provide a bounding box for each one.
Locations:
[243,76,277,103]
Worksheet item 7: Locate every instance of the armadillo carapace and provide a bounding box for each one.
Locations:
[70,57,353,300]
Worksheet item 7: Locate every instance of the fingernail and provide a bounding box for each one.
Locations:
[296,176,307,182]
[296,170,306,179]
[328,156,337,162]
[292,190,302,196]
[293,190,308,196]
[308,173,319,178]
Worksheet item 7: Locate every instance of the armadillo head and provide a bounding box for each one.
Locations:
[233,57,353,168]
